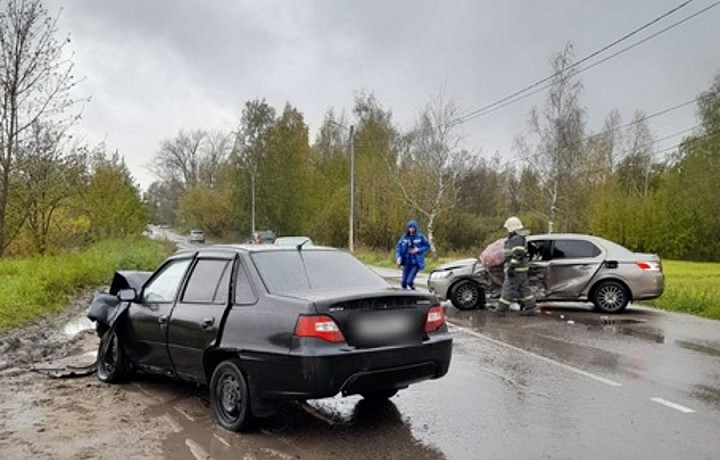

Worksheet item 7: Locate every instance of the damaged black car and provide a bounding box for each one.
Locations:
[88,244,453,431]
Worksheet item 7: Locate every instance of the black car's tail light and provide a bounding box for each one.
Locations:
[294,315,346,343]
[424,305,445,333]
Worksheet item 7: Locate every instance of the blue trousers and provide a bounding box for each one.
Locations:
[401,264,420,289]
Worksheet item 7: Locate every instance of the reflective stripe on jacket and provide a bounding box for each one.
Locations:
[504,233,529,272]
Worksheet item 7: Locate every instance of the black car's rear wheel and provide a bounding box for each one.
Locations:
[450,280,484,310]
[96,329,129,383]
[210,359,254,432]
[360,389,398,402]
[592,280,629,313]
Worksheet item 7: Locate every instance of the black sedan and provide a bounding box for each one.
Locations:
[88,244,452,431]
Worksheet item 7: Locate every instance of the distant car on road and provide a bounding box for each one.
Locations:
[87,244,452,431]
[188,229,205,244]
[428,233,664,313]
[250,230,276,244]
[274,236,314,247]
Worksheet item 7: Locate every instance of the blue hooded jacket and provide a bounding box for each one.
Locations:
[395,220,430,269]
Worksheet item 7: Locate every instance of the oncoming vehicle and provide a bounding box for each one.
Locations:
[188,229,205,244]
[250,230,276,244]
[428,233,664,313]
[87,245,452,431]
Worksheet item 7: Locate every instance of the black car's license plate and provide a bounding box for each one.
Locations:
[353,312,413,340]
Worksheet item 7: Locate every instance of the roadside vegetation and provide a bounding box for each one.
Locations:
[0,238,172,332]
[647,261,720,320]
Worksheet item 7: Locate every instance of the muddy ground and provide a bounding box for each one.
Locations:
[0,296,444,460]
[0,295,176,459]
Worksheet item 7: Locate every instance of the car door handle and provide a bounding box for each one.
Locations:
[201,317,215,330]
[158,315,169,329]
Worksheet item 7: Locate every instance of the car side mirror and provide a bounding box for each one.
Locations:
[118,288,137,302]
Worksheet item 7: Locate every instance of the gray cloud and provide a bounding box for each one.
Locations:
[43,0,720,189]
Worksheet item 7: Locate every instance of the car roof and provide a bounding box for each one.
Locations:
[172,243,336,258]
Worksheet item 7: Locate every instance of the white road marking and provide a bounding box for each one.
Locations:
[449,323,623,387]
[650,397,696,413]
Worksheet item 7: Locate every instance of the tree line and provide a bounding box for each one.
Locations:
[148,43,720,262]
[3,1,718,261]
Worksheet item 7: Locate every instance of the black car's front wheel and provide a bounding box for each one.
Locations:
[450,280,485,310]
[592,280,629,313]
[96,329,129,383]
[210,359,254,432]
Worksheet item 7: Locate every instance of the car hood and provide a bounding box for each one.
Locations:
[433,258,479,272]
[109,270,153,294]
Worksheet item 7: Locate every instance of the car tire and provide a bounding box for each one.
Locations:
[96,329,129,383]
[592,280,629,313]
[450,280,485,310]
[210,359,254,432]
[361,389,398,402]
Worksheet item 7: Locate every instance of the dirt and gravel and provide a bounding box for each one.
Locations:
[0,295,178,460]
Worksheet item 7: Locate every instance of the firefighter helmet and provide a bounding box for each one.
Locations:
[503,216,523,232]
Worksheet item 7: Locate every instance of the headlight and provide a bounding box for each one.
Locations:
[431,270,452,280]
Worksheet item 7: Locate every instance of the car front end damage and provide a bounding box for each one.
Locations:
[87,271,151,330]
[428,258,483,300]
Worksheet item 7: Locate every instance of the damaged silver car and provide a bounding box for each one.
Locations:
[428,233,664,313]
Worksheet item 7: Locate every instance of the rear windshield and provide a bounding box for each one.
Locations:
[251,250,388,294]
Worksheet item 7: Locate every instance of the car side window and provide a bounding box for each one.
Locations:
[552,240,601,259]
[182,259,232,304]
[528,240,546,261]
[142,259,192,303]
[234,260,257,305]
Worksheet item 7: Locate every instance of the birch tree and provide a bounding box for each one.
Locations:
[0,0,82,255]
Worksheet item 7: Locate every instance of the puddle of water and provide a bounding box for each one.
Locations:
[0,390,43,431]
[62,316,94,337]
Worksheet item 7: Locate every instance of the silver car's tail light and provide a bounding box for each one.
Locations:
[636,261,662,272]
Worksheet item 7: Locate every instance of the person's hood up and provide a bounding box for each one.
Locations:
[407,220,419,233]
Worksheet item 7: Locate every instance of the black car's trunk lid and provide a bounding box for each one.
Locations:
[308,289,437,348]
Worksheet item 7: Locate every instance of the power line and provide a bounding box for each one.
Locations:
[450,0,720,126]
[588,98,698,141]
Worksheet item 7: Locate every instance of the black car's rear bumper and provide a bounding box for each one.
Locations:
[240,333,453,400]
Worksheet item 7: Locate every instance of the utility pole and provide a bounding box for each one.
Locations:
[348,125,355,253]
[329,121,356,252]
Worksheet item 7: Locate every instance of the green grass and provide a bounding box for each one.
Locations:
[356,251,720,320]
[0,238,174,332]
[646,260,720,320]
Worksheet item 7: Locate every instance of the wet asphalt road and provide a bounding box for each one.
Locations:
[142,231,720,459]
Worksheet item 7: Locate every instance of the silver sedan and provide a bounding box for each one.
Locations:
[428,233,664,313]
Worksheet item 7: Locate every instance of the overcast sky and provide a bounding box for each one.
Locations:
[42,0,720,190]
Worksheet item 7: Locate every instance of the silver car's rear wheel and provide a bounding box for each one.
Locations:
[450,280,484,310]
[592,280,629,313]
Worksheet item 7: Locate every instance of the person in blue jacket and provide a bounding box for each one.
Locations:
[395,219,431,290]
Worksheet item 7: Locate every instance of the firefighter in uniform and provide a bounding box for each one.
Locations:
[492,216,538,316]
